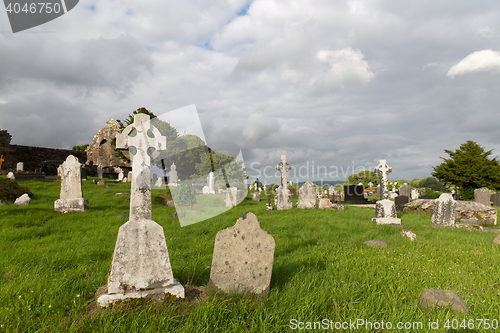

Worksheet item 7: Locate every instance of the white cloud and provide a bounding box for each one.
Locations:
[242,113,279,142]
[447,50,500,78]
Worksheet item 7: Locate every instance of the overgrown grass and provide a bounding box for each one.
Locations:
[1,179,500,332]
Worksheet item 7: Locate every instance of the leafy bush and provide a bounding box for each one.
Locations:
[171,181,197,207]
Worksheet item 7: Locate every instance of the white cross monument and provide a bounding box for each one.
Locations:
[372,159,400,225]
[98,113,184,307]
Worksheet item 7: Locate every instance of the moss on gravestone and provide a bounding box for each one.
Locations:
[0,178,34,203]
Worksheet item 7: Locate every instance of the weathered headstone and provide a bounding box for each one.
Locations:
[318,198,332,209]
[168,163,178,186]
[297,181,316,209]
[98,113,184,307]
[411,188,419,200]
[492,193,500,207]
[152,173,158,185]
[54,155,88,213]
[399,183,410,198]
[6,172,15,180]
[474,188,490,207]
[207,171,215,194]
[225,187,237,207]
[127,171,133,182]
[395,195,409,212]
[117,168,124,181]
[419,289,468,314]
[154,177,164,187]
[372,160,400,224]
[252,192,261,202]
[431,193,456,226]
[202,185,209,194]
[14,193,30,205]
[97,164,103,178]
[16,162,23,171]
[275,155,292,210]
[209,212,275,295]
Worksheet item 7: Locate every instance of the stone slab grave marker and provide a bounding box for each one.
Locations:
[127,171,133,182]
[168,163,178,186]
[399,183,410,198]
[372,160,401,225]
[0,155,4,170]
[431,193,456,226]
[209,212,275,295]
[395,195,409,212]
[318,198,332,209]
[117,168,124,181]
[6,172,15,180]
[14,193,30,205]
[16,162,23,171]
[275,155,292,210]
[203,185,209,194]
[343,185,368,204]
[474,188,490,207]
[492,193,500,207]
[297,181,316,209]
[97,163,103,178]
[411,188,419,200]
[98,113,184,307]
[252,192,261,202]
[207,171,215,194]
[54,155,88,213]
[152,173,158,185]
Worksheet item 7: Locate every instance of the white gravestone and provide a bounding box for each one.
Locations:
[202,185,209,194]
[155,177,164,187]
[6,172,15,180]
[14,193,30,205]
[127,171,133,182]
[373,160,400,225]
[54,155,88,213]
[16,162,23,171]
[432,193,456,226]
[97,164,103,178]
[98,114,184,307]
[276,155,292,210]
[168,163,178,186]
[207,171,215,194]
[297,181,316,209]
[329,185,335,196]
[411,189,419,200]
[117,168,124,181]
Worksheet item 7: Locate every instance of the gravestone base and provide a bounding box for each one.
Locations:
[372,199,401,225]
[97,279,184,307]
[54,198,88,213]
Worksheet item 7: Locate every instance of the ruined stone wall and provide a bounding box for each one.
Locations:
[3,145,87,172]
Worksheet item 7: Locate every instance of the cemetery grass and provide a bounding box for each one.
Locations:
[0,181,499,332]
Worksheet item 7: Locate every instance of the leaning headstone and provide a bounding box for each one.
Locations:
[209,212,275,295]
[252,192,261,202]
[431,193,456,226]
[97,164,103,178]
[372,160,400,225]
[297,181,316,209]
[16,162,23,171]
[6,172,15,180]
[168,163,178,186]
[54,155,88,213]
[419,289,468,314]
[98,113,184,307]
[474,188,491,207]
[225,187,237,207]
[14,193,30,206]
[275,155,292,210]
[399,183,410,198]
[318,198,332,209]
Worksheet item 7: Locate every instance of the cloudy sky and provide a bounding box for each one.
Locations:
[1,0,500,184]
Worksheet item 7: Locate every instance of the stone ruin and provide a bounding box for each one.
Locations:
[86,119,131,170]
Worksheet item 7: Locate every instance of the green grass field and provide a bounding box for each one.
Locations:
[1,178,500,332]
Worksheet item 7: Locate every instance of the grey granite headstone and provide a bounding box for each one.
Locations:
[97,164,103,178]
[297,181,316,209]
[98,113,184,307]
[492,193,500,207]
[431,193,455,226]
[209,212,275,295]
[474,188,490,207]
[54,155,88,213]
[399,183,410,198]
[395,195,409,212]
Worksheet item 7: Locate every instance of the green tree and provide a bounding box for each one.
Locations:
[432,141,500,200]
[346,170,379,188]
[72,144,89,151]
[419,177,445,192]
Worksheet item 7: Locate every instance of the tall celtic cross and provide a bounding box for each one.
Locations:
[0,155,4,170]
[374,159,392,200]
[276,155,291,192]
[116,114,166,221]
